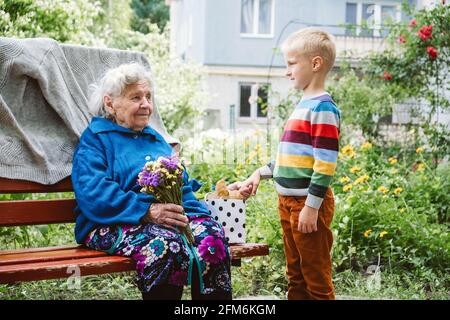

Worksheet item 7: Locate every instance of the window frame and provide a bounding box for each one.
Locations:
[237,82,270,122]
[240,0,275,38]
[345,1,402,37]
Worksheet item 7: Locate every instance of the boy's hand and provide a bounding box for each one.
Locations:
[227,170,261,200]
[227,182,252,200]
[242,170,261,196]
[298,205,319,233]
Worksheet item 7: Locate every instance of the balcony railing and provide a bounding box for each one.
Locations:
[334,34,387,60]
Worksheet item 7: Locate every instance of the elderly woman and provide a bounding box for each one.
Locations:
[72,63,232,300]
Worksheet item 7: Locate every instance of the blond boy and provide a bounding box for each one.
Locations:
[230,28,341,300]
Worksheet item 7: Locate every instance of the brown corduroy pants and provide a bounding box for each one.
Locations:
[278,188,335,300]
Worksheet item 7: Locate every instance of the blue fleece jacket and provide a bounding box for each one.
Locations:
[72,117,210,244]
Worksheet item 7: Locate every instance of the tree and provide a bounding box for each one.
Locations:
[365,2,450,163]
[1,0,208,135]
[0,0,100,43]
[130,0,169,33]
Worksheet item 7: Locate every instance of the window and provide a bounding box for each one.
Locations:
[257,84,269,117]
[345,3,357,35]
[345,2,401,37]
[381,5,396,36]
[239,83,269,119]
[361,3,375,37]
[239,84,252,117]
[240,0,274,36]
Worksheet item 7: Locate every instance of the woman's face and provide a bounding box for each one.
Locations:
[104,80,153,131]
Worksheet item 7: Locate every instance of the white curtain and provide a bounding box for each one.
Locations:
[258,0,272,34]
[241,0,254,33]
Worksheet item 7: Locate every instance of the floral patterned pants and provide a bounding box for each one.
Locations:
[85,216,232,295]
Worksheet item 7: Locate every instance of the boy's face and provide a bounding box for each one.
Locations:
[284,50,314,91]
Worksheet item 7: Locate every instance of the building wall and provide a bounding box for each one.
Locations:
[172,0,405,68]
[202,66,291,130]
[168,0,447,131]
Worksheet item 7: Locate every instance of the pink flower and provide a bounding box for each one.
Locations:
[383,71,393,81]
[408,19,417,29]
[170,271,188,286]
[198,235,226,264]
[418,25,433,41]
[427,46,438,59]
[398,34,406,44]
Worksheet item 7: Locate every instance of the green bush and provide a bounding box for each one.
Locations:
[332,141,449,274]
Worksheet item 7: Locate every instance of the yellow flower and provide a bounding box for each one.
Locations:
[340,176,351,183]
[399,208,406,213]
[389,157,398,165]
[361,142,373,151]
[363,229,372,237]
[354,174,369,185]
[417,163,425,171]
[247,150,258,161]
[379,231,388,238]
[343,184,353,192]
[341,144,354,155]
[350,166,361,174]
[378,186,389,194]
[416,147,424,154]
[341,145,357,158]
[394,187,403,195]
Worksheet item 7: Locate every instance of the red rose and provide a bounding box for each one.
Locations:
[398,34,406,44]
[383,71,393,81]
[408,19,417,29]
[418,25,433,41]
[427,46,438,59]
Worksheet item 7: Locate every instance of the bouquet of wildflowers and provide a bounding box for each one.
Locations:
[137,156,195,244]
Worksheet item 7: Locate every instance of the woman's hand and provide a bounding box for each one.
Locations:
[141,203,188,231]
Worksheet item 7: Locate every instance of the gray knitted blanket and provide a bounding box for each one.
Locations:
[0,37,179,184]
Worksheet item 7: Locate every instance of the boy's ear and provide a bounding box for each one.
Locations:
[311,56,324,72]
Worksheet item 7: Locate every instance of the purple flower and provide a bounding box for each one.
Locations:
[198,235,226,264]
[138,171,161,187]
[160,156,180,171]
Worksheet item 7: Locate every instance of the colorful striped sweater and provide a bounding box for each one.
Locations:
[259,92,341,209]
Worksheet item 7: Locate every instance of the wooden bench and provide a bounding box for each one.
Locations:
[0,177,269,285]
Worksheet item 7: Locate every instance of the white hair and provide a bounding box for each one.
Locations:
[88,63,154,119]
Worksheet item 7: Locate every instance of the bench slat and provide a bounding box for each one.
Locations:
[0,247,108,266]
[0,243,269,284]
[0,177,73,194]
[0,245,78,256]
[0,255,135,284]
[228,243,270,259]
[0,199,77,226]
